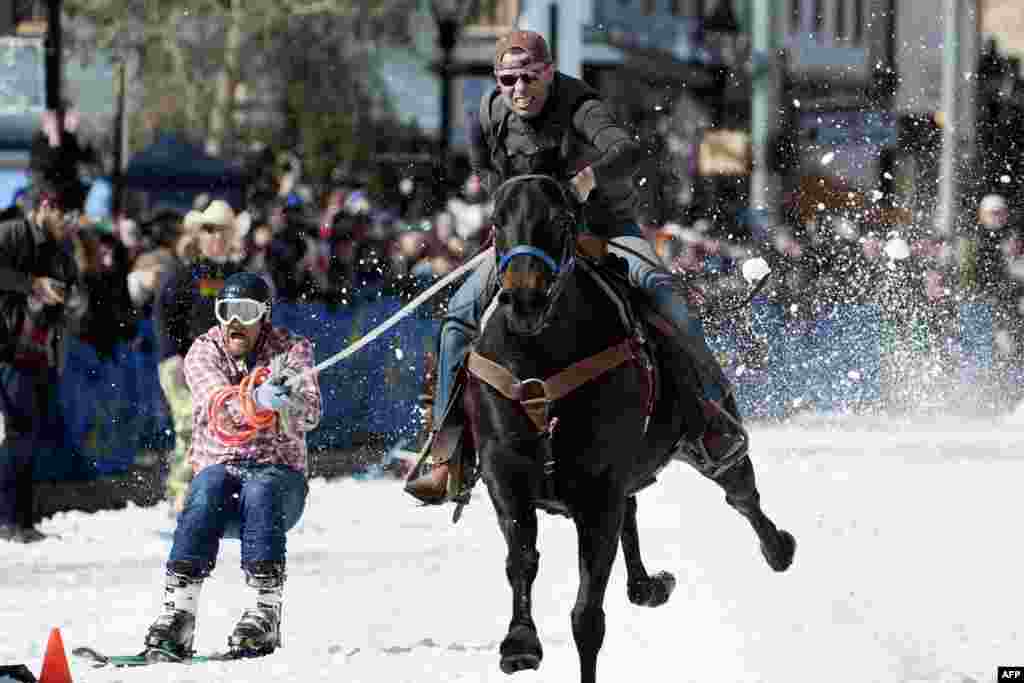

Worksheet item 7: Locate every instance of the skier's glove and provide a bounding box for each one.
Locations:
[254,381,291,412]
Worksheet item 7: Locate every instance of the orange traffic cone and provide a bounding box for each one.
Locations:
[38,627,72,683]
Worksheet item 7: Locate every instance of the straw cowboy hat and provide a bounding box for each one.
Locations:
[184,199,236,231]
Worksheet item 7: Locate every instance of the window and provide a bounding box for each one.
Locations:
[836,0,845,40]
[814,0,825,40]
[642,0,656,15]
[791,0,801,34]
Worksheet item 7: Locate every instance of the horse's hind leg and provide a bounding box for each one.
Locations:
[713,456,796,572]
[620,496,676,608]
[571,496,626,683]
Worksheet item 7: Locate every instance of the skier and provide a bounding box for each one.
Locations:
[142,272,322,659]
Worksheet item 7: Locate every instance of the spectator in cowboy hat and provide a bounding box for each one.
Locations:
[154,198,244,513]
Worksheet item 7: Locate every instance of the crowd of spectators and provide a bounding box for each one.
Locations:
[11,148,1024,376]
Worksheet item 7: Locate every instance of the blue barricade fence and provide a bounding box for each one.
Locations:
[37,299,1006,481]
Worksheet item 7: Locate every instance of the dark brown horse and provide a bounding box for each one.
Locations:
[463,175,793,683]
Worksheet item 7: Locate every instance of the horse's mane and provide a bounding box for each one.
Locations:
[491,176,572,249]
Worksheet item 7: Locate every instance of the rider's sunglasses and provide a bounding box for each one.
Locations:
[215,298,269,326]
[497,71,542,88]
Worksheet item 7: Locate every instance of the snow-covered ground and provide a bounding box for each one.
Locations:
[2,414,1022,683]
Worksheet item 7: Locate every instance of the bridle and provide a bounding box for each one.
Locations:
[492,174,578,333]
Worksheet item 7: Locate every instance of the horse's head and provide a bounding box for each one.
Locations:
[491,175,577,336]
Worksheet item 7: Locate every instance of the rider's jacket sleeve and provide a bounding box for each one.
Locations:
[571,99,646,189]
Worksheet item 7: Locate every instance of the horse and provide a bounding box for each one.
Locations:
[459,174,794,683]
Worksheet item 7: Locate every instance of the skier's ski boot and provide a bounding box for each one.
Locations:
[144,561,204,659]
[228,561,284,658]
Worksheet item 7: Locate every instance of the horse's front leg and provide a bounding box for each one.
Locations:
[483,444,543,674]
[620,496,676,608]
[572,491,626,683]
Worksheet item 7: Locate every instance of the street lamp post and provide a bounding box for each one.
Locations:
[45,0,63,147]
[696,1,741,220]
[704,0,742,127]
[430,0,476,200]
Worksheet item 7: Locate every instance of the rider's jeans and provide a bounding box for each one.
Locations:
[435,253,497,424]
[433,225,725,426]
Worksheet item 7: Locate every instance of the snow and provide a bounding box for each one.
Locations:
[2,414,1023,682]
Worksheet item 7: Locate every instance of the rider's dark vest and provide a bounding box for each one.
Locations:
[479,73,637,236]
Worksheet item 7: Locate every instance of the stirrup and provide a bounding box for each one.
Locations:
[678,431,748,479]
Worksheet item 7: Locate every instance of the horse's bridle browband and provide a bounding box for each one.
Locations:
[498,245,560,274]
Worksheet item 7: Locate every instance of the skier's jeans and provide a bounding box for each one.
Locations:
[0,363,60,528]
[168,463,308,573]
[433,223,723,426]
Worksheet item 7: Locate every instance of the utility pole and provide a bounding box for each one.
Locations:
[44,0,62,146]
[749,0,779,230]
[112,59,126,219]
[936,0,960,236]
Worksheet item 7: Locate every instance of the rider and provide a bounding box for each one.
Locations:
[405,30,747,503]
[142,272,322,659]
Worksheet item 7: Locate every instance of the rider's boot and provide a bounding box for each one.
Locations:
[689,396,750,477]
[644,283,747,474]
[405,453,451,503]
[403,402,466,504]
[228,561,285,657]
[144,560,204,658]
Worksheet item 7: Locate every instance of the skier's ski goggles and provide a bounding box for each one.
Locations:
[215,298,269,326]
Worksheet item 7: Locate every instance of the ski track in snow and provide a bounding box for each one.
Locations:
[1,414,1022,682]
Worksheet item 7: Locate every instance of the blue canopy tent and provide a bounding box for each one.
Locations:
[122,134,248,213]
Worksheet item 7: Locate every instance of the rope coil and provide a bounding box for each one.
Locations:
[208,367,278,446]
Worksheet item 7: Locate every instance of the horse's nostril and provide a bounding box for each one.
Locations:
[498,290,512,305]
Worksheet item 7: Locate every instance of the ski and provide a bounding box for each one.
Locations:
[72,646,244,668]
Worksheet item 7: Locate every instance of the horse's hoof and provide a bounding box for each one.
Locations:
[499,623,542,675]
[627,571,676,607]
[761,529,796,572]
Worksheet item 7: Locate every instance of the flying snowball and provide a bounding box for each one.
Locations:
[884,237,910,261]
[741,257,771,283]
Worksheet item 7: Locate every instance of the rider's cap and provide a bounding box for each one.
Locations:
[494,30,551,68]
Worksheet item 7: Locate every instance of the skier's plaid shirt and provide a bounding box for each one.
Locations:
[184,324,322,474]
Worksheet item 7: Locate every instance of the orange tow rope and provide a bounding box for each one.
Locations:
[208,367,277,446]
